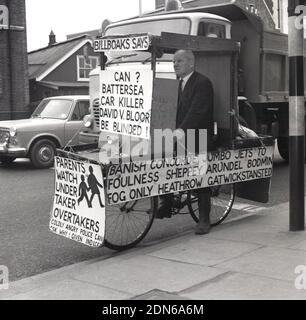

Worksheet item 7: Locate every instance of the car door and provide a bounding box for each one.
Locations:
[64,100,90,145]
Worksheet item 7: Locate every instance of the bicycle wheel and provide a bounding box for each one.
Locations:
[104,196,158,251]
[188,184,235,226]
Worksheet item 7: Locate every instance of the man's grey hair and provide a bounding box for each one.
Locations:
[175,49,195,63]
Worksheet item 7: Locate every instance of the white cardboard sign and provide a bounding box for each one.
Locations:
[49,156,105,247]
[99,69,153,139]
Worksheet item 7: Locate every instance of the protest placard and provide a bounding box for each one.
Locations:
[49,156,105,247]
[99,69,153,139]
[94,34,151,52]
[106,146,274,204]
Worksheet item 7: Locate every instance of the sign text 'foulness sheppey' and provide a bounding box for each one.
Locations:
[99,69,153,139]
[94,34,150,52]
[49,156,105,247]
[107,146,274,204]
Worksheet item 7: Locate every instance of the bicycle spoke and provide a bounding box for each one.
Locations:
[104,197,156,250]
[188,185,235,227]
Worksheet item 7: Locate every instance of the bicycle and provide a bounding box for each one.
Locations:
[57,145,236,251]
[103,183,235,251]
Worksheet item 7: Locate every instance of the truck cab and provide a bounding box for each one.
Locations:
[80,12,232,144]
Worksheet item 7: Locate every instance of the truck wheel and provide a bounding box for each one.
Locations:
[277,137,289,162]
[30,139,56,169]
[0,156,16,165]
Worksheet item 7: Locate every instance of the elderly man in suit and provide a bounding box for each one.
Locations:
[156,49,214,235]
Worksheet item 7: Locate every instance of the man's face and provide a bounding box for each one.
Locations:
[173,51,194,78]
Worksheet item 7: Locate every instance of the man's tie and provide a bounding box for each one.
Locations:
[177,79,183,107]
[176,79,184,127]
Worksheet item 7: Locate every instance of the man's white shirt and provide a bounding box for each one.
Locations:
[180,71,194,91]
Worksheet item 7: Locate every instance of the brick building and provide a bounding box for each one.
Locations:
[0,0,29,120]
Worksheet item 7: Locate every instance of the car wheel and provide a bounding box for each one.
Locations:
[0,156,16,165]
[30,139,56,169]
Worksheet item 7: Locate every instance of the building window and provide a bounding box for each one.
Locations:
[77,55,99,81]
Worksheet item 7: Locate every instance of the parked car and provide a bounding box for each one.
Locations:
[0,95,90,168]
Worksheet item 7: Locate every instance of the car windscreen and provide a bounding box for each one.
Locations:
[106,17,190,36]
[32,99,73,119]
[105,18,190,63]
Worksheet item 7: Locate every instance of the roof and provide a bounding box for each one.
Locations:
[39,81,89,90]
[150,1,264,32]
[28,35,92,81]
[107,11,231,30]
[68,12,231,42]
[66,29,100,40]
[137,1,267,33]
[175,2,263,24]
[43,95,89,100]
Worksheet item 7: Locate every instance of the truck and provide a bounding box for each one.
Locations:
[80,2,305,161]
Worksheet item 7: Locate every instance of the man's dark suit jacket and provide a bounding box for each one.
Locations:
[176,71,214,151]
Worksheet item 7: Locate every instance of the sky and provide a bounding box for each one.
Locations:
[25,0,156,51]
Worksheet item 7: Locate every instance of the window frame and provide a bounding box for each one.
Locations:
[76,55,99,81]
[197,21,227,39]
[69,100,90,121]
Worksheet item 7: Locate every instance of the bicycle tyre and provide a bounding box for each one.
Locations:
[104,196,158,251]
[188,184,235,227]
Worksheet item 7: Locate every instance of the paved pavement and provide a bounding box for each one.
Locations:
[1,200,306,300]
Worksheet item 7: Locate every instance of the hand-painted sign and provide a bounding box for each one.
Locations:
[106,146,274,204]
[49,156,105,247]
[99,69,153,139]
[94,34,150,52]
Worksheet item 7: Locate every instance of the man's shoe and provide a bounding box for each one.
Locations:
[155,205,172,219]
[194,223,210,235]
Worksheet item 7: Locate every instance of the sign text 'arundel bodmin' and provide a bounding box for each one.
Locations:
[94,34,150,52]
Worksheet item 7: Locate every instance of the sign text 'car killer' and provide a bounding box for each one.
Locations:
[94,34,150,52]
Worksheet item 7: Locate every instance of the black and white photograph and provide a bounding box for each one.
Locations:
[1,0,306,308]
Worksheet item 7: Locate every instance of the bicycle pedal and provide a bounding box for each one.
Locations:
[170,208,179,216]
